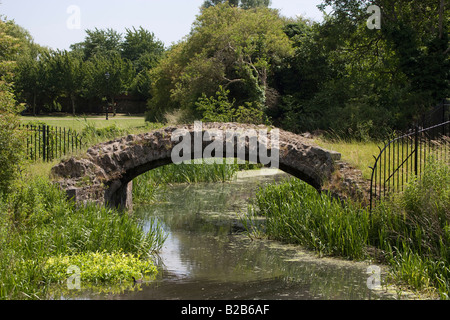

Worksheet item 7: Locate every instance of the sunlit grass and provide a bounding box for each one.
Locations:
[19,115,147,132]
[315,137,380,179]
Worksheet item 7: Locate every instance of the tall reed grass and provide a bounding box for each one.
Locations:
[133,159,262,204]
[244,159,450,298]
[246,178,371,260]
[0,175,165,300]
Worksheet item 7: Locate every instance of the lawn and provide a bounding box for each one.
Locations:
[20,114,147,132]
[315,138,381,180]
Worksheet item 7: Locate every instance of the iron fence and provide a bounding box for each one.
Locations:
[19,124,84,162]
[369,100,450,211]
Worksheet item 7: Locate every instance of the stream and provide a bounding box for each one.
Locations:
[62,169,415,300]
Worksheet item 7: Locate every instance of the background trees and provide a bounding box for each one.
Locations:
[6,0,449,140]
[266,0,449,138]
[146,3,292,124]
[13,25,164,115]
[202,0,271,9]
[83,52,135,116]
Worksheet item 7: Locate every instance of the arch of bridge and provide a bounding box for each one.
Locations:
[51,123,346,210]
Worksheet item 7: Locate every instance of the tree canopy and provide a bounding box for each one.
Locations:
[147,3,292,123]
[4,1,449,139]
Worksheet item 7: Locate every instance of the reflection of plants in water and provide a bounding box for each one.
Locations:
[48,280,148,299]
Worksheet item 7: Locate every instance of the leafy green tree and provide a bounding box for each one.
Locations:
[240,0,271,9]
[319,0,449,118]
[270,0,448,137]
[0,80,24,194]
[84,52,135,116]
[202,0,270,9]
[147,3,292,123]
[48,50,85,116]
[0,16,25,194]
[71,28,122,61]
[202,0,239,8]
[15,50,51,115]
[196,86,265,124]
[121,26,165,72]
[122,27,165,100]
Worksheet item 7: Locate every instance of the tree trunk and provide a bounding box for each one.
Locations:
[32,93,36,116]
[112,96,116,117]
[439,0,445,39]
[71,93,76,116]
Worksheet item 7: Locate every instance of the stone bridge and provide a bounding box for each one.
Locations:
[51,123,370,211]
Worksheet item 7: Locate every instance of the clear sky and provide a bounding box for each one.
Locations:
[0,0,326,50]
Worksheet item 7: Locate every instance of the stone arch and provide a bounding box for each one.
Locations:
[51,123,343,210]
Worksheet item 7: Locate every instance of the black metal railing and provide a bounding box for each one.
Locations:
[19,124,84,162]
[369,100,450,211]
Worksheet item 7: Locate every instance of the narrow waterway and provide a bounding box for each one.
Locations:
[84,169,402,301]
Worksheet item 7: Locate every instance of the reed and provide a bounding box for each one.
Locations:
[244,159,450,298]
[133,159,262,204]
[0,174,165,300]
[372,159,450,298]
[247,178,371,260]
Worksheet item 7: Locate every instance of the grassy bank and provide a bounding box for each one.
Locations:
[0,170,166,300]
[315,137,380,179]
[243,160,450,299]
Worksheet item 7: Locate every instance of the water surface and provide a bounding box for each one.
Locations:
[99,169,401,300]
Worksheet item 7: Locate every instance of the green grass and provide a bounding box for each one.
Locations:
[0,172,166,300]
[245,178,371,260]
[20,114,147,132]
[315,137,380,179]
[133,159,262,205]
[243,159,450,299]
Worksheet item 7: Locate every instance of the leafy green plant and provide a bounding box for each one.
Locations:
[44,250,157,284]
[0,81,25,194]
[0,174,166,299]
[196,86,266,124]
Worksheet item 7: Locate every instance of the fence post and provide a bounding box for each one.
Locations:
[414,126,419,177]
[47,125,50,162]
[42,125,47,162]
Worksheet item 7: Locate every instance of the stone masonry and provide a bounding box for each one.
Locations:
[51,123,369,211]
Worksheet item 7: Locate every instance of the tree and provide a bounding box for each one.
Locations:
[319,0,449,115]
[48,50,85,116]
[84,52,135,116]
[268,0,448,137]
[15,49,51,115]
[71,28,122,61]
[147,3,292,123]
[122,27,165,101]
[202,0,271,9]
[0,16,25,194]
[121,26,165,72]
[240,0,271,9]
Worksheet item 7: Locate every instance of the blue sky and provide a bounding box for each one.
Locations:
[0,0,326,50]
